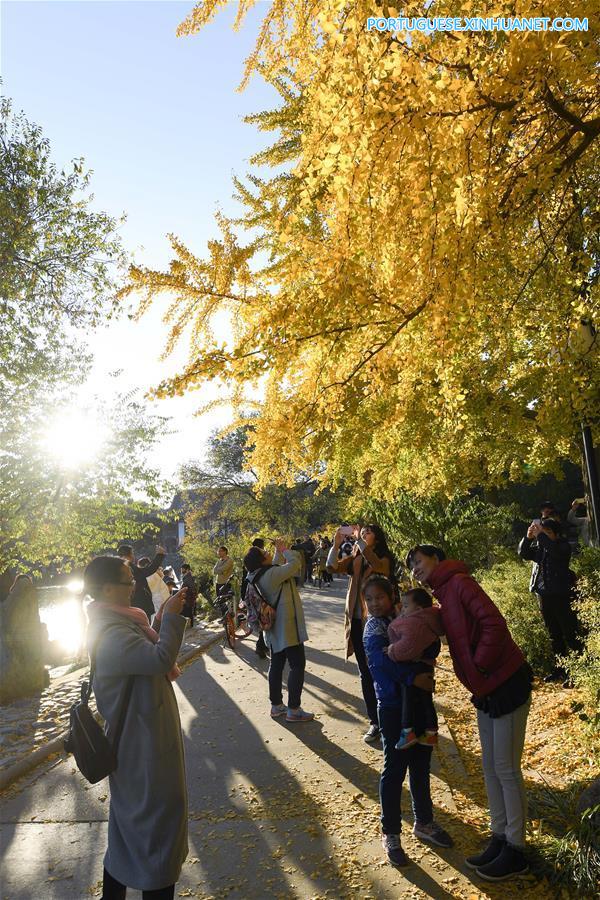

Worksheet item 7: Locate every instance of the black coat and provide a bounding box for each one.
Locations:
[181,572,197,618]
[130,553,165,618]
[300,540,315,568]
[518,533,572,596]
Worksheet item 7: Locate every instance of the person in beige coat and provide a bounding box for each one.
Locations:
[327,524,395,743]
[84,555,188,900]
[244,539,313,723]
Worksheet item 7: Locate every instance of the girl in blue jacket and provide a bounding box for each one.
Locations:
[363,575,453,868]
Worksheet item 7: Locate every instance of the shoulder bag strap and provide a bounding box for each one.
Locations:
[89,629,135,753]
[253,572,284,610]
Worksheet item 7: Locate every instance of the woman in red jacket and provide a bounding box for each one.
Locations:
[406,544,533,884]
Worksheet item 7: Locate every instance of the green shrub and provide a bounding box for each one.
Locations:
[563,548,600,732]
[572,546,600,579]
[361,492,519,571]
[529,779,600,897]
[475,551,554,674]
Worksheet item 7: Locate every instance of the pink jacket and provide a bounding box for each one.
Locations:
[387,606,444,662]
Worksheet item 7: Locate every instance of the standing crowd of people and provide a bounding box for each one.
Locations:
[67,497,587,898]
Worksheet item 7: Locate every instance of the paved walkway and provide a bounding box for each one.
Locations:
[1,582,494,899]
[0,619,222,788]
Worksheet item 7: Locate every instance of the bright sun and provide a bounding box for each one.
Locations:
[42,410,111,469]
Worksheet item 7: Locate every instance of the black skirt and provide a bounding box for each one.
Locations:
[471,663,533,718]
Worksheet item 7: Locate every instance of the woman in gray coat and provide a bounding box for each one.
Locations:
[244,539,313,723]
[84,555,189,900]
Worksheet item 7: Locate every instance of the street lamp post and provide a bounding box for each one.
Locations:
[570,318,599,547]
[581,424,600,547]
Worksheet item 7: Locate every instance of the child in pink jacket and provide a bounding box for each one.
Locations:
[386,588,444,749]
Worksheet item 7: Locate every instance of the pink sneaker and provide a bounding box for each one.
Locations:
[286,707,315,723]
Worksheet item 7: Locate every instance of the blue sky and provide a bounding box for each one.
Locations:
[1,0,277,480]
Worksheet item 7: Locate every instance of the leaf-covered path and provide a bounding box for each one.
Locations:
[1,581,556,899]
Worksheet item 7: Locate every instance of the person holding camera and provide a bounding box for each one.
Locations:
[118,544,166,620]
[518,517,580,682]
[567,498,592,549]
[327,523,395,744]
[243,538,314,722]
[84,555,189,900]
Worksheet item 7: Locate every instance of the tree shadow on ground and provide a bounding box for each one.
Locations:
[272,715,515,896]
[177,653,357,898]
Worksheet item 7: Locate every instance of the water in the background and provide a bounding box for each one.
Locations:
[37,584,87,659]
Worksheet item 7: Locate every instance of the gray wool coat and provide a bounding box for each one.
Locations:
[257,550,308,654]
[86,603,188,891]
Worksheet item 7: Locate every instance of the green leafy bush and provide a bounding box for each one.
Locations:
[563,548,600,732]
[475,552,554,673]
[361,492,518,571]
[529,779,600,896]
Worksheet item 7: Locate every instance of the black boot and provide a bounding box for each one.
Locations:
[476,842,528,881]
[465,834,505,870]
[544,668,565,683]
[255,633,268,659]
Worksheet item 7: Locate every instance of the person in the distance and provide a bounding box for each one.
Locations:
[327,523,395,744]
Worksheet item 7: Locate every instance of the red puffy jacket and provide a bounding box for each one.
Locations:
[428,560,525,699]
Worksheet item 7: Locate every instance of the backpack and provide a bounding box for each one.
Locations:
[246,566,284,632]
[64,641,134,784]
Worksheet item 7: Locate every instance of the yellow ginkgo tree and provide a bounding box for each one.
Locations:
[122,0,600,497]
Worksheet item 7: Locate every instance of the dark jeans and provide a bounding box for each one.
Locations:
[537,592,581,661]
[350,617,378,726]
[182,601,195,626]
[401,683,438,734]
[268,643,306,709]
[378,705,433,834]
[102,868,175,900]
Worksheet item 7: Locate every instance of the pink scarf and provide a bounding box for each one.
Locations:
[100,604,181,681]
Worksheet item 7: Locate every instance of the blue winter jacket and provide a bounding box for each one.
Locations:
[363,615,419,708]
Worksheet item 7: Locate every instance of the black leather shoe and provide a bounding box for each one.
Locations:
[465,834,505,870]
[476,843,529,881]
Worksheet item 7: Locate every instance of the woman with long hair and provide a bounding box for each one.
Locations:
[327,523,395,743]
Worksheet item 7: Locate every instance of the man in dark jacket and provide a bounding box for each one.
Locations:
[300,536,316,584]
[241,539,268,658]
[180,564,197,625]
[118,544,165,620]
[518,518,580,680]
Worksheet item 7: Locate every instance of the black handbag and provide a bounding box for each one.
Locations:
[64,647,134,785]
